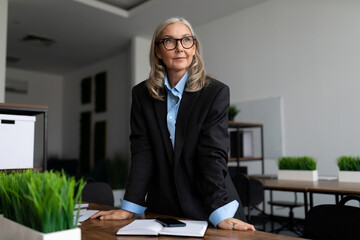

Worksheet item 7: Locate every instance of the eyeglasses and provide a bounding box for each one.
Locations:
[157,36,196,50]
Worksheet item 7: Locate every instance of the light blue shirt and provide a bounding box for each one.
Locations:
[122,72,238,226]
[164,72,188,148]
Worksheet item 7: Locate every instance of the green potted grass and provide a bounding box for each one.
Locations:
[0,170,85,240]
[337,156,360,182]
[228,105,240,121]
[278,156,318,181]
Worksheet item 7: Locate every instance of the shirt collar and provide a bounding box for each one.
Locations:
[164,71,188,96]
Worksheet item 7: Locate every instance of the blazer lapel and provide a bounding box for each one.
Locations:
[154,97,174,166]
[174,90,200,166]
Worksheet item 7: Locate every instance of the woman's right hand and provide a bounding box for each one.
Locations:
[90,209,133,220]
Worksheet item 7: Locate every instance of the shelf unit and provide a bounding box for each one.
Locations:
[0,103,48,171]
[228,121,264,174]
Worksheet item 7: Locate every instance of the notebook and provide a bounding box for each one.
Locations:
[116,219,208,237]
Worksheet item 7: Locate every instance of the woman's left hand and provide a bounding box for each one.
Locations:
[217,218,255,231]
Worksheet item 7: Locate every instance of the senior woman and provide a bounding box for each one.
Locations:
[91,17,255,231]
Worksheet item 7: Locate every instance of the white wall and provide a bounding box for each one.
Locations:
[5,67,64,162]
[0,0,8,102]
[196,0,360,218]
[131,36,151,86]
[197,0,360,175]
[62,49,131,165]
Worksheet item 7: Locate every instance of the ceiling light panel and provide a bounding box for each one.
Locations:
[99,0,149,10]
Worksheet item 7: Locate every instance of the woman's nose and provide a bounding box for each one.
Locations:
[175,39,184,52]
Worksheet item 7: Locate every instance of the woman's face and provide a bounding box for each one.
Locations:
[156,22,196,76]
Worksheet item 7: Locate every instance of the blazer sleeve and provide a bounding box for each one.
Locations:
[124,86,154,206]
[195,83,232,214]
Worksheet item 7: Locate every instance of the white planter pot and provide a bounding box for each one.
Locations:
[278,170,318,181]
[0,215,81,240]
[338,171,360,183]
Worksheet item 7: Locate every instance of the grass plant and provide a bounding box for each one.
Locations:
[0,170,85,233]
[228,105,240,121]
[337,156,360,171]
[278,156,317,170]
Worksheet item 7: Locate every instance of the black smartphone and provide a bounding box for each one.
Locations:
[155,218,186,227]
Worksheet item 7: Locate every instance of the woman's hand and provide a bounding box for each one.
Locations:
[217,218,255,231]
[90,209,133,220]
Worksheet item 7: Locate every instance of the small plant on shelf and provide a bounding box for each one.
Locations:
[337,156,360,171]
[0,170,85,234]
[228,105,240,121]
[278,156,317,170]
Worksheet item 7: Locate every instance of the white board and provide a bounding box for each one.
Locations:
[233,96,283,159]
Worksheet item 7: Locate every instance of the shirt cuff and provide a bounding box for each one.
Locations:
[209,200,239,227]
[121,200,147,215]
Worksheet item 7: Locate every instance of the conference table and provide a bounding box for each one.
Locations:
[253,177,360,216]
[80,203,304,240]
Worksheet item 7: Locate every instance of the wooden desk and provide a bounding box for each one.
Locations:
[253,177,360,216]
[307,180,360,207]
[80,203,303,240]
[254,178,310,216]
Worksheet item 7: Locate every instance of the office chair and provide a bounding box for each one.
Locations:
[82,181,114,207]
[303,194,360,240]
[228,167,268,230]
[267,192,304,236]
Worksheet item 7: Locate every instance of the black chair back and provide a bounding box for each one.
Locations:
[82,181,114,207]
[228,167,264,208]
[303,194,360,240]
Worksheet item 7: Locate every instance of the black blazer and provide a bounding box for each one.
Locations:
[124,77,245,223]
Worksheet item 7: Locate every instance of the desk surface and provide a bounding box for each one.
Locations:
[80,203,302,240]
[254,178,360,195]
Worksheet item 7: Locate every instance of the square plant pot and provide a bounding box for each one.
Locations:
[278,170,318,181]
[338,171,360,183]
[0,215,81,240]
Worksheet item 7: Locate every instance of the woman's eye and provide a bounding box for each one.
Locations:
[165,39,174,44]
[183,37,191,42]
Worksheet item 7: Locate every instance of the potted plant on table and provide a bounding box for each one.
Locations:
[228,105,240,121]
[337,156,360,182]
[0,170,85,240]
[278,156,318,181]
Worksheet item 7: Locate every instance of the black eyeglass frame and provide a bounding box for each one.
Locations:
[156,36,197,50]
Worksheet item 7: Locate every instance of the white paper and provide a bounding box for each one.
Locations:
[73,209,99,223]
[75,203,89,209]
[318,175,338,180]
[117,219,163,235]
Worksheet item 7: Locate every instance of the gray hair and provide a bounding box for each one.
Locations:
[146,17,208,100]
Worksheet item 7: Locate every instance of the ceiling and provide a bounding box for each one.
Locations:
[6,0,268,75]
